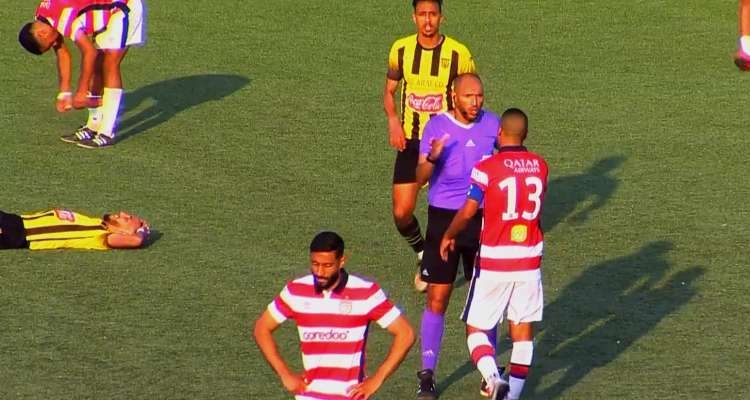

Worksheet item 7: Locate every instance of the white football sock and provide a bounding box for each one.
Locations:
[508,341,534,400]
[741,36,750,55]
[86,107,102,131]
[476,356,500,382]
[99,88,123,138]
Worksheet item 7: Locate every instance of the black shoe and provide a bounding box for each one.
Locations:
[77,134,115,149]
[61,126,97,143]
[416,369,437,400]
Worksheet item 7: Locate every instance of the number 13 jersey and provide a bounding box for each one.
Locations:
[470,146,549,278]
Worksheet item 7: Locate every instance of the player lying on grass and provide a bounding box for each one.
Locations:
[0,209,150,250]
[18,0,147,148]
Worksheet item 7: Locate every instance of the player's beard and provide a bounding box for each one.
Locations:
[314,271,340,292]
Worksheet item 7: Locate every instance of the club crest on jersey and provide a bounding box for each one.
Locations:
[510,225,528,243]
[54,209,76,222]
[339,300,353,314]
[408,94,443,112]
[440,58,451,69]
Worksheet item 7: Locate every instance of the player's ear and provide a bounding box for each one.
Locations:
[339,254,347,267]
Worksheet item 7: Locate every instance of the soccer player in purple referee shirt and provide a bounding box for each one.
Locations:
[413,73,501,399]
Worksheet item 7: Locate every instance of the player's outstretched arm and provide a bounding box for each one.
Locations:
[253,311,307,394]
[53,40,73,112]
[348,315,414,400]
[383,78,406,151]
[440,199,480,261]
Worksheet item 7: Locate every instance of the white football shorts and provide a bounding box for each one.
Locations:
[461,275,544,330]
[95,0,146,49]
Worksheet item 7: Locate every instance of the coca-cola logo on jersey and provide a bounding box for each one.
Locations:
[408,94,443,112]
[303,330,350,341]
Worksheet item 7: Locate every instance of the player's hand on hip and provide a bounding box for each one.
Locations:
[347,376,383,400]
[55,92,73,113]
[387,117,407,151]
[439,237,455,262]
[280,371,308,394]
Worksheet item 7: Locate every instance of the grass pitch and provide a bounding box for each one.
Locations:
[1,1,749,398]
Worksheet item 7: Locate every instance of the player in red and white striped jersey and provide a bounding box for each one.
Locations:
[254,232,415,400]
[440,108,548,400]
[18,0,147,148]
[737,0,750,70]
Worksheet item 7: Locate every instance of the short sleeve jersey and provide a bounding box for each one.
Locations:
[266,270,402,400]
[21,209,109,250]
[419,110,500,209]
[387,34,475,140]
[35,0,129,41]
[470,147,549,278]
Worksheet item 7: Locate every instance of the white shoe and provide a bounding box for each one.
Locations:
[414,251,427,292]
[488,375,509,400]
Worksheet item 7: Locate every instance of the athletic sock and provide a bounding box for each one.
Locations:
[397,216,424,254]
[508,341,533,400]
[467,331,498,381]
[99,87,123,138]
[741,36,750,56]
[420,309,445,371]
[86,93,102,131]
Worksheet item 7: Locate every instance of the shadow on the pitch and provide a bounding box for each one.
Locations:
[116,74,251,142]
[437,360,475,393]
[141,229,163,249]
[527,241,704,398]
[542,155,625,232]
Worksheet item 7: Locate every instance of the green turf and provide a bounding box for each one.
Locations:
[1,0,749,398]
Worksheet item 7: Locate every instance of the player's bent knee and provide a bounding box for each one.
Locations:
[392,208,415,226]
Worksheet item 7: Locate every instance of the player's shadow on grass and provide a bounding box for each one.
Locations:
[117,74,250,142]
[142,229,163,248]
[527,241,704,398]
[542,155,625,232]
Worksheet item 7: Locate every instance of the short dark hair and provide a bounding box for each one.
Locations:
[501,107,529,134]
[18,22,43,55]
[412,0,443,11]
[310,231,345,258]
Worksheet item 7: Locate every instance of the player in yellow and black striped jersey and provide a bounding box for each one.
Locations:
[0,209,149,250]
[382,0,476,293]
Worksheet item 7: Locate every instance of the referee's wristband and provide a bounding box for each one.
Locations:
[426,154,438,164]
[56,91,72,100]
